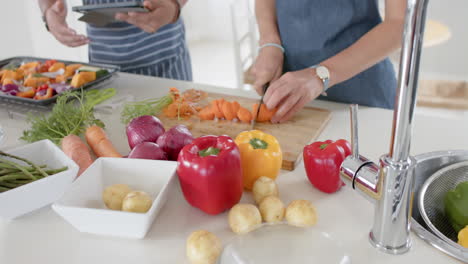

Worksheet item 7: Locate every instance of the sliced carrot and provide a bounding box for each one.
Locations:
[211,100,224,119]
[164,103,179,118]
[199,106,215,120]
[232,101,240,114]
[252,103,277,122]
[237,107,252,123]
[179,102,198,117]
[85,126,122,158]
[62,135,94,176]
[222,101,237,121]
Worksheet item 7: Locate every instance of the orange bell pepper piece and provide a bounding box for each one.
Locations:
[17,88,36,98]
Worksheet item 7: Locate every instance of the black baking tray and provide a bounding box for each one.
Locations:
[0,56,120,106]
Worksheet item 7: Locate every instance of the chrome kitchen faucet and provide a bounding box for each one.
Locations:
[340,0,430,254]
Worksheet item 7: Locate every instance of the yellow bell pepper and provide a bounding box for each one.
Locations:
[235,130,282,190]
[458,225,468,248]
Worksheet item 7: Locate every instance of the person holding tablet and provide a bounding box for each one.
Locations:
[251,0,406,123]
[38,0,192,81]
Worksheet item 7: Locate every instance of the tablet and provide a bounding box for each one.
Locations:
[73,1,148,27]
[72,1,146,13]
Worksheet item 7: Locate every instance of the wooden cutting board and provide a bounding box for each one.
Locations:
[156,92,331,171]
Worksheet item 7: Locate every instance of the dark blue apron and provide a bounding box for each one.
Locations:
[276,0,397,109]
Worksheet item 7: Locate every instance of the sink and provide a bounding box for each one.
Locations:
[412,150,468,262]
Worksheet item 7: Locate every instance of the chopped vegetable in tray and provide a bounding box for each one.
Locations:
[0,59,109,100]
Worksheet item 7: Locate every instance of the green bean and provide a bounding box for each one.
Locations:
[0,182,21,188]
[0,173,38,182]
[0,151,48,178]
[0,158,37,180]
[0,186,10,193]
[0,165,47,176]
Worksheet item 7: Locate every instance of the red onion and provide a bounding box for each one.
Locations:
[126,115,165,149]
[156,124,194,161]
[127,142,168,160]
[2,84,19,93]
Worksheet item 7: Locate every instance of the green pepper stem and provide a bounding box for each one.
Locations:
[249,138,268,150]
[319,144,328,150]
[199,147,221,157]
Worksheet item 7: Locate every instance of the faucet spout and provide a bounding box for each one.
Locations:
[340,0,430,255]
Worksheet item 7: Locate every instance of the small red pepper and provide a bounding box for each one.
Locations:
[36,84,49,92]
[17,87,36,98]
[34,87,54,100]
[177,135,243,215]
[303,139,351,193]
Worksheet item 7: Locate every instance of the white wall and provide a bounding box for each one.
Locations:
[0,1,34,58]
[420,0,468,80]
[0,0,88,62]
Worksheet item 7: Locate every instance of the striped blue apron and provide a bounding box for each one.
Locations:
[276,0,397,109]
[83,0,192,81]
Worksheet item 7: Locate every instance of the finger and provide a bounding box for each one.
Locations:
[253,71,274,95]
[263,78,290,109]
[272,66,282,81]
[133,10,164,32]
[115,12,129,21]
[54,30,89,47]
[143,0,157,10]
[271,92,302,123]
[275,96,309,123]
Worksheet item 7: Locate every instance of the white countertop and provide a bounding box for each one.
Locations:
[1,73,467,263]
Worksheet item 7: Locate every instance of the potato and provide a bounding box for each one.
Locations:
[285,200,317,227]
[259,196,285,223]
[122,191,153,213]
[186,230,222,264]
[252,176,279,204]
[102,184,132,210]
[228,204,262,234]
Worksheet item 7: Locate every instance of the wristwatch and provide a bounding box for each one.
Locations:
[310,65,330,96]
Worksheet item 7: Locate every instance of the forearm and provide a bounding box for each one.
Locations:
[322,19,404,87]
[38,0,58,15]
[255,0,281,45]
[179,0,188,7]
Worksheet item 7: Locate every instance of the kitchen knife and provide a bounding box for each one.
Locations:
[251,83,269,130]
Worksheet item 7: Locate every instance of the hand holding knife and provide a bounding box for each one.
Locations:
[251,83,269,130]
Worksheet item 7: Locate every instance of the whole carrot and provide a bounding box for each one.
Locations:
[85,126,122,158]
[61,135,94,176]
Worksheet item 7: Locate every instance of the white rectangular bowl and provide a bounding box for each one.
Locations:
[52,157,177,239]
[0,139,79,220]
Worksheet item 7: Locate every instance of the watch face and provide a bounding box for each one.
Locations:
[316,66,329,79]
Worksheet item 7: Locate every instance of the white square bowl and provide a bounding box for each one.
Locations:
[52,157,177,239]
[0,139,79,220]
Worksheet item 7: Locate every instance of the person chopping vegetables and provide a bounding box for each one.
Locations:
[252,0,406,123]
[38,0,192,80]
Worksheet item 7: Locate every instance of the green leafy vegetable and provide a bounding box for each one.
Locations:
[120,95,173,124]
[20,88,116,144]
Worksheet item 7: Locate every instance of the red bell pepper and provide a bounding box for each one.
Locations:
[303,139,351,193]
[177,135,243,215]
[34,86,54,100]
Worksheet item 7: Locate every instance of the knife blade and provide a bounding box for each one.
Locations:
[251,83,269,130]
